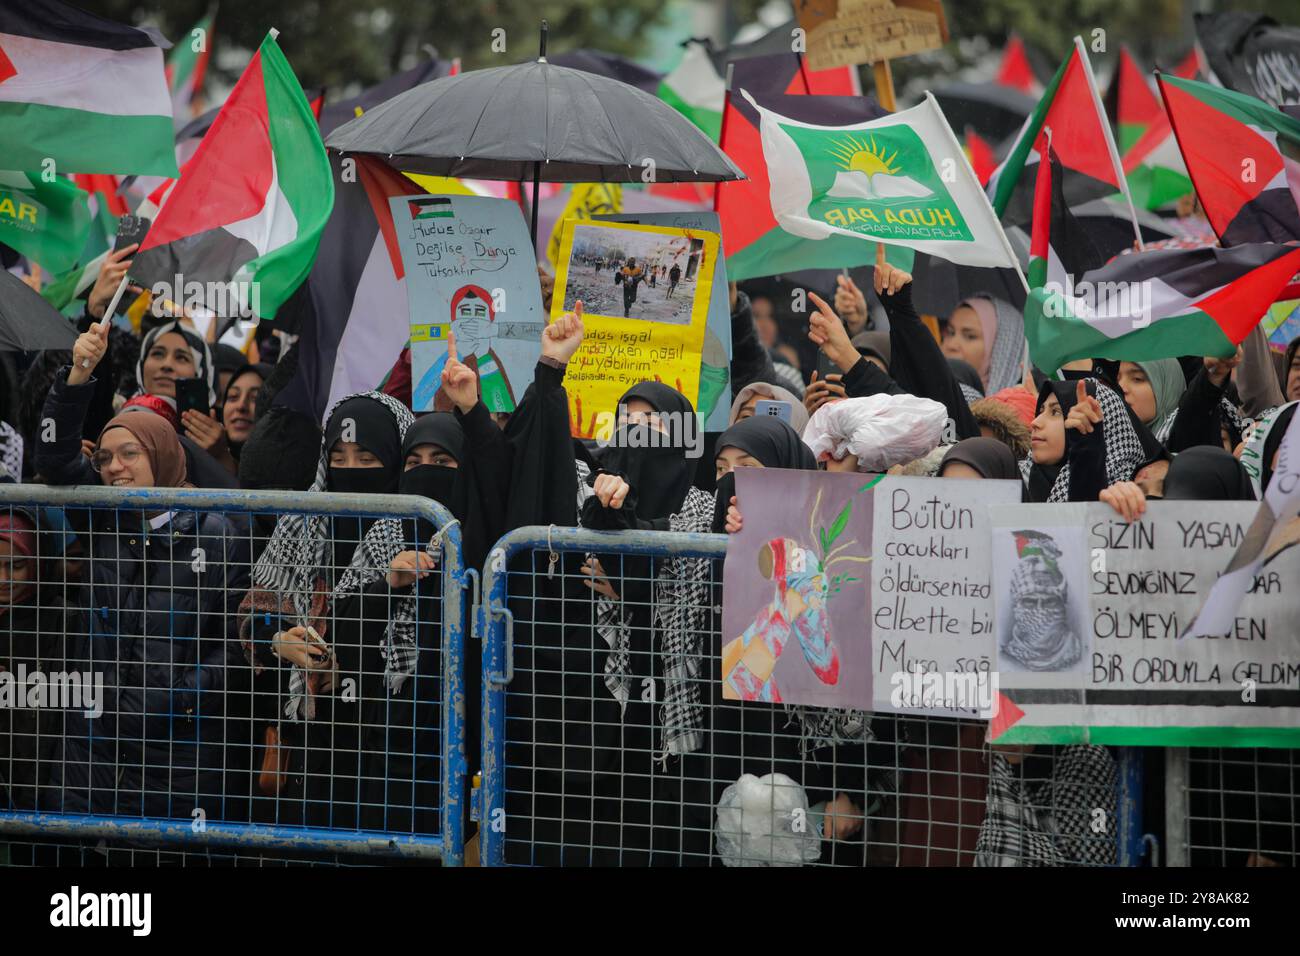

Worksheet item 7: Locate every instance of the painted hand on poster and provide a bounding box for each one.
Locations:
[415,284,515,414]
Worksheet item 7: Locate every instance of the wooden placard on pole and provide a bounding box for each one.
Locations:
[795,0,948,73]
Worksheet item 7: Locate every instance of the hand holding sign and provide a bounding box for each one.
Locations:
[440,329,480,414]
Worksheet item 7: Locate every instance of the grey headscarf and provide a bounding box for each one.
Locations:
[729,381,810,434]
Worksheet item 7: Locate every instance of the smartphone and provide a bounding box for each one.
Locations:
[754,399,793,424]
[175,377,209,418]
[113,214,152,252]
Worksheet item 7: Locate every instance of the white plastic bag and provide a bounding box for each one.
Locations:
[803,393,949,472]
[715,772,821,867]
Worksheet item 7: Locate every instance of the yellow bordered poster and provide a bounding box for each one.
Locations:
[551,218,719,439]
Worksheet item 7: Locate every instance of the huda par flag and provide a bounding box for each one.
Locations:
[745,90,1017,269]
[0,0,177,177]
[0,170,90,274]
[1157,73,1300,246]
[1024,241,1300,374]
[131,32,333,321]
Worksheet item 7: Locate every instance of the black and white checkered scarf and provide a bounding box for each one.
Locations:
[974,745,1118,866]
[1036,381,1147,503]
[241,390,414,720]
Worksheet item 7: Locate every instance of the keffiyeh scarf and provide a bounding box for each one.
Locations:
[1040,382,1146,503]
[238,390,414,721]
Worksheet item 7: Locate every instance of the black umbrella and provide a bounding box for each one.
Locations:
[932,82,1037,143]
[327,23,744,246]
[0,270,76,351]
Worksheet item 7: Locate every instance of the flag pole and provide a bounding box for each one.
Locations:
[1075,35,1145,251]
[925,91,1031,295]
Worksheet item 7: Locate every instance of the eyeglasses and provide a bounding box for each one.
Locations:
[91,444,146,473]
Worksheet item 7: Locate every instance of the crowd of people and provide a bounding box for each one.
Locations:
[1,232,1298,866]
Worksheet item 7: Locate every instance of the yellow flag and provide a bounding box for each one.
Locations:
[546,183,623,267]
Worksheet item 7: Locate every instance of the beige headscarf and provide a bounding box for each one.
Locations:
[729,382,810,434]
[98,410,191,488]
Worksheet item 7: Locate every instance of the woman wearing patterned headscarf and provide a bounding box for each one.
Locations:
[236,390,413,827]
[1025,378,1149,503]
[942,295,1026,395]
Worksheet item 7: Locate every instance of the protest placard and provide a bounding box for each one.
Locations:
[722,468,877,708]
[390,194,543,413]
[795,0,948,73]
[552,218,717,439]
[595,210,734,432]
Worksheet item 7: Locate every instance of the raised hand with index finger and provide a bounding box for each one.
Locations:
[1064,379,1103,435]
[440,329,480,414]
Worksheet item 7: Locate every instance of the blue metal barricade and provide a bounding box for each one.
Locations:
[0,485,468,866]
[477,525,1146,867]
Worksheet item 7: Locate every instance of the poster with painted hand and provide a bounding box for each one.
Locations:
[390,195,543,413]
[553,218,717,440]
[721,468,880,708]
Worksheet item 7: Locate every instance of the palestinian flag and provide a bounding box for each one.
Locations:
[995,34,1043,97]
[717,54,907,281]
[964,128,997,187]
[1026,141,1104,291]
[1173,46,1206,81]
[1023,241,1300,373]
[1157,73,1300,246]
[1121,108,1194,211]
[131,33,333,321]
[165,6,215,126]
[0,170,90,273]
[745,90,1017,270]
[988,41,1130,227]
[0,0,177,177]
[1107,46,1162,153]
[409,197,453,220]
[658,42,726,141]
[275,154,421,422]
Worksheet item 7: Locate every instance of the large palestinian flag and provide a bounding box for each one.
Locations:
[275,154,420,422]
[988,41,1130,227]
[0,0,177,177]
[131,33,332,321]
[717,54,908,281]
[1024,241,1300,373]
[1157,73,1300,246]
[747,91,1017,269]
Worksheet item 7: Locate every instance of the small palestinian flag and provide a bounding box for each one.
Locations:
[165,6,215,127]
[988,40,1131,227]
[1026,140,1104,290]
[409,197,453,220]
[0,0,177,177]
[1107,46,1162,153]
[130,33,332,321]
[1157,73,1300,246]
[658,42,726,141]
[1012,530,1061,573]
[1024,240,1300,374]
[995,34,1043,97]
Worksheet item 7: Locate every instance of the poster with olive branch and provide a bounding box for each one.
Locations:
[721,469,880,708]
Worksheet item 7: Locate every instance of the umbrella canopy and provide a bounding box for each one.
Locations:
[325,59,745,184]
[0,270,77,351]
[932,81,1037,143]
[546,49,663,96]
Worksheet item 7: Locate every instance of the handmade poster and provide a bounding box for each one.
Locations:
[870,476,1022,718]
[390,194,544,413]
[721,468,878,708]
[552,218,717,440]
[794,0,948,72]
[990,502,1300,747]
[595,210,733,433]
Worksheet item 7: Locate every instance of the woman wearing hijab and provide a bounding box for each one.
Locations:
[1241,401,1297,497]
[1160,351,1250,453]
[1024,378,1148,503]
[1117,359,1184,438]
[178,362,273,478]
[38,320,236,488]
[237,390,413,828]
[937,436,1023,482]
[336,353,510,835]
[728,381,810,434]
[941,295,1026,395]
[45,411,251,818]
